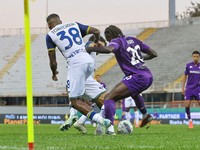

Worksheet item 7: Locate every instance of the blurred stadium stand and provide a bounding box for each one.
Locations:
[1,18,200,107]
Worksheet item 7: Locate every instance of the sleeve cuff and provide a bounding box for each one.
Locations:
[86,26,91,35]
[48,48,55,51]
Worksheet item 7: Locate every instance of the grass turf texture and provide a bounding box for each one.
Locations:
[0,124,199,150]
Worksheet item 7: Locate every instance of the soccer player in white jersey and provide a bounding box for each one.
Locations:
[124,96,139,128]
[45,14,111,134]
[63,35,116,135]
[74,35,116,135]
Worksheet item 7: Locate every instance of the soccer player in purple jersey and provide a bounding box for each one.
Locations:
[182,51,200,129]
[86,25,157,129]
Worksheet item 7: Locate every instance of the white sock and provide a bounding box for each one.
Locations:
[88,113,104,124]
[108,125,115,132]
[125,111,131,122]
[78,104,99,124]
[78,115,87,125]
[99,105,105,117]
[142,112,148,119]
[70,107,77,116]
[96,123,102,131]
[189,119,192,122]
[134,110,139,125]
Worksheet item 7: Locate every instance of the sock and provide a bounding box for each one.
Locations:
[125,110,131,122]
[87,110,103,124]
[121,114,125,120]
[70,107,77,116]
[104,100,116,125]
[108,125,115,133]
[99,105,105,117]
[78,103,100,124]
[134,110,139,125]
[186,107,191,120]
[78,115,88,125]
[134,95,147,114]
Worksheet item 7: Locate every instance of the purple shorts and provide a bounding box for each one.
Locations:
[122,75,153,97]
[185,90,200,100]
[122,99,126,111]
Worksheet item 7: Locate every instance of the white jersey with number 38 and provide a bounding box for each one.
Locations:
[46,22,93,68]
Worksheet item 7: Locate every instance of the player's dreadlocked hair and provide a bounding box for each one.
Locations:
[104,25,123,39]
[46,14,60,23]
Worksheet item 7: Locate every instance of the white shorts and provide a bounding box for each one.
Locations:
[125,96,136,108]
[82,74,107,101]
[67,63,94,98]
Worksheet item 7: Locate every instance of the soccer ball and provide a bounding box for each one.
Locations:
[117,120,133,134]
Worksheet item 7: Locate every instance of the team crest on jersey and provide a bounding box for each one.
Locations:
[190,66,193,68]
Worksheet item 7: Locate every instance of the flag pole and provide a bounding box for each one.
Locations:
[24,0,34,149]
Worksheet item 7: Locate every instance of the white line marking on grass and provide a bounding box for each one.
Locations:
[0,145,28,150]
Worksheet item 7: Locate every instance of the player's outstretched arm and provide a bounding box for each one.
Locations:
[88,27,100,43]
[48,50,58,81]
[86,46,115,54]
[143,48,157,60]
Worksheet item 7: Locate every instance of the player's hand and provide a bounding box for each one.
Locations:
[52,71,59,81]
[182,89,185,95]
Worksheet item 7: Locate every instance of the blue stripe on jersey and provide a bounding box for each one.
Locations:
[76,22,90,38]
[46,34,56,51]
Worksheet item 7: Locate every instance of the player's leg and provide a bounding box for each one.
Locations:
[103,81,131,131]
[133,107,139,127]
[125,107,131,122]
[185,91,193,129]
[104,76,153,128]
[83,75,116,135]
[124,97,131,122]
[74,103,99,134]
[60,63,111,133]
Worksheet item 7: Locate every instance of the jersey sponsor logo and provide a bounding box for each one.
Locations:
[127,39,134,44]
[67,49,86,58]
[189,70,200,74]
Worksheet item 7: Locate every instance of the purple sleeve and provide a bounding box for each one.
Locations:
[184,64,189,75]
[108,39,120,52]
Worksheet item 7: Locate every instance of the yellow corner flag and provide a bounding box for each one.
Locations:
[24,0,34,149]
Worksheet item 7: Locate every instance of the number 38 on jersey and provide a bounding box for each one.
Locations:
[56,27,83,50]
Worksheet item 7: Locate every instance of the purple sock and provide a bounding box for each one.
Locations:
[121,114,125,120]
[134,95,147,114]
[104,100,116,125]
[186,107,191,119]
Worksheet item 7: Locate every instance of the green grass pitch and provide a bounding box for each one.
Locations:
[0,124,199,150]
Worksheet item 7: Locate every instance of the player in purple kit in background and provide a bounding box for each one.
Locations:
[95,74,107,89]
[86,25,157,129]
[182,51,200,129]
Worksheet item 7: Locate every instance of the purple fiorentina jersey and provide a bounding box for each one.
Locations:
[108,35,152,77]
[184,62,200,91]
